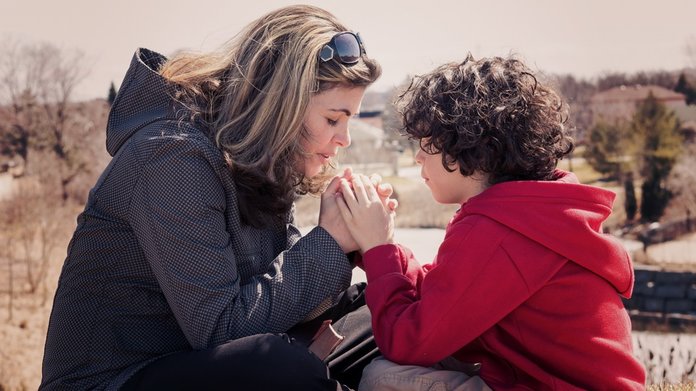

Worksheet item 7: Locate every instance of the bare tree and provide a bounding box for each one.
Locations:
[551,74,597,145]
[0,39,40,167]
[381,77,416,158]
[0,37,88,201]
[0,174,64,307]
[0,192,18,320]
[1,234,14,321]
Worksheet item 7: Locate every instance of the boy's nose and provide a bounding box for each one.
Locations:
[414,147,424,164]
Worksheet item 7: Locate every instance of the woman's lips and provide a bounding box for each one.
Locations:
[318,152,336,162]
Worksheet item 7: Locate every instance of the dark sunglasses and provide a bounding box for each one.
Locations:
[319,32,366,65]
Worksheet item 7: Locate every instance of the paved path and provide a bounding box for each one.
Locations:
[644,232,696,265]
[350,228,445,283]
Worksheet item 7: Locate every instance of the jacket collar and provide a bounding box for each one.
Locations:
[106,48,176,156]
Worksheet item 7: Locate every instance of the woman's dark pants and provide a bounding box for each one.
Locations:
[121,283,377,391]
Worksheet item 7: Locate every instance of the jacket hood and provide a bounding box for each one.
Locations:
[106,48,174,156]
[460,170,634,297]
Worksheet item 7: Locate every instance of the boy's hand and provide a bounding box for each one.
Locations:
[335,174,395,253]
[368,173,399,212]
[343,170,398,211]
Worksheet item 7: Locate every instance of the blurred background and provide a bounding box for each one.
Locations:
[1,1,696,389]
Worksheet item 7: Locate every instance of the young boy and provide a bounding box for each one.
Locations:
[335,55,646,390]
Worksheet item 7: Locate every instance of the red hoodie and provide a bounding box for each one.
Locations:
[362,171,646,390]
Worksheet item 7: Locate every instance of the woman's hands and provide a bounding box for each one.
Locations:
[319,168,396,254]
[319,170,359,253]
[335,173,395,254]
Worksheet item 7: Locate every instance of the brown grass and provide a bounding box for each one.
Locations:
[0,230,74,390]
[648,384,696,391]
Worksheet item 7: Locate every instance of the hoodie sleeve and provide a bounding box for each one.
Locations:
[362,218,534,367]
[128,133,352,349]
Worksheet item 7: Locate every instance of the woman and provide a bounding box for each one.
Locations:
[40,5,382,390]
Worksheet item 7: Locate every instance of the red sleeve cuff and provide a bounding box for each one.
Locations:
[362,244,405,280]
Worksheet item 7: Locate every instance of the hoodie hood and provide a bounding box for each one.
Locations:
[106,48,175,156]
[460,170,634,297]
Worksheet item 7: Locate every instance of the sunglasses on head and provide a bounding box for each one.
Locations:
[319,32,366,65]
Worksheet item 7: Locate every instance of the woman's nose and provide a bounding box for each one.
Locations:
[334,124,351,148]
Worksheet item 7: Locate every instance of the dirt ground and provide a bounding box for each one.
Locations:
[0,296,52,391]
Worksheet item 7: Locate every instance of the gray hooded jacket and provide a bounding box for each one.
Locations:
[39,48,352,390]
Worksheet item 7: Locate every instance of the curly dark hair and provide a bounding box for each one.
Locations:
[398,54,574,185]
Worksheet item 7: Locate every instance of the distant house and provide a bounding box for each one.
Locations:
[356,110,383,130]
[590,85,687,124]
[358,89,388,130]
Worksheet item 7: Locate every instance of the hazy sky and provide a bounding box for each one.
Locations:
[2,0,695,101]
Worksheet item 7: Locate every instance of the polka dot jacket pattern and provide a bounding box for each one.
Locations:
[39,48,353,390]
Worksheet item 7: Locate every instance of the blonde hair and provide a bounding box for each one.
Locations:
[159,5,381,226]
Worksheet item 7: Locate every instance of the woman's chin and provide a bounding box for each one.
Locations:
[302,158,334,179]
[303,165,322,179]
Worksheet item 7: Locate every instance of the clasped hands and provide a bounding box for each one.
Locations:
[319,168,396,255]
